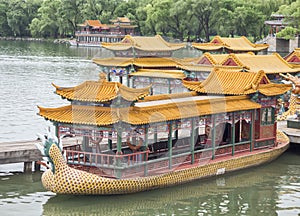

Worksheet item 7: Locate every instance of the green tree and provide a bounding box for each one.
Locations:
[30,0,61,38]
[213,0,240,37]
[0,1,12,36]
[276,26,299,39]
[277,0,300,30]
[6,0,41,37]
[57,0,85,36]
[81,0,120,23]
[190,0,218,42]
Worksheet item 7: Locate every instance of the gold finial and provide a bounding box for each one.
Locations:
[99,72,107,82]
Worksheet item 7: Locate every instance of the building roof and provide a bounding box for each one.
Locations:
[110,17,131,23]
[177,64,214,72]
[107,16,137,29]
[52,73,150,102]
[176,53,248,72]
[129,69,185,79]
[192,36,269,52]
[101,35,186,52]
[78,20,109,29]
[183,53,229,65]
[284,48,300,64]
[92,57,179,68]
[220,53,299,74]
[93,57,133,67]
[140,91,198,102]
[38,95,260,126]
[183,68,292,96]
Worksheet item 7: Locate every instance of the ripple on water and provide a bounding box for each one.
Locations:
[0,49,99,142]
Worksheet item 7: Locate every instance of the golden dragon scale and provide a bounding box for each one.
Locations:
[41,131,289,195]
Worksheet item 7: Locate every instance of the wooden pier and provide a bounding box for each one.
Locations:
[0,138,81,173]
[278,120,300,144]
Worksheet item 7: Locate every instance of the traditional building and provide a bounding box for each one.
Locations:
[177,53,242,81]
[70,17,138,46]
[192,36,269,54]
[183,68,291,146]
[284,48,300,65]
[219,52,300,80]
[92,56,183,86]
[101,35,186,57]
[108,17,137,35]
[37,68,291,181]
[129,69,187,94]
[264,14,289,37]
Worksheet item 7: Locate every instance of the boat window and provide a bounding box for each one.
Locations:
[261,107,275,125]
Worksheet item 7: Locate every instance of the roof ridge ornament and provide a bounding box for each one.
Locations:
[98,72,107,82]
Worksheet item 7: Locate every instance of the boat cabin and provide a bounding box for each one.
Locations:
[38,69,291,179]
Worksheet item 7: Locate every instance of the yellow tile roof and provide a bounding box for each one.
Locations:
[140,91,198,102]
[101,35,186,52]
[38,95,261,126]
[177,64,214,72]
[195,53,230,65]
[53,78,150,102]
[130,69,185,79]
[110,17,131,23]
[183,68,291,96]
[78,20,108,29]
[38,105,119,126]
[284,48,300,63]
[92,57,133,67]
[133,57,179,67]
[221,53,300,74]
[192,36,269,52]
[92,57,179,68]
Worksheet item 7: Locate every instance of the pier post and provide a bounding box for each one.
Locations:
[23,162,32,173]
[34,161,41,172]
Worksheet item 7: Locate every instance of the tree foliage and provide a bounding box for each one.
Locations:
[0,0,297,41]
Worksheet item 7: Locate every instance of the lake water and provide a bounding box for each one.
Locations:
[0,40,300,215]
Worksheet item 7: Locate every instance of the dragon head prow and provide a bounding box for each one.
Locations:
[35,128,65,173]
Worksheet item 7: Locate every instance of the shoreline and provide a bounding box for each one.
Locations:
[0,36,70,44]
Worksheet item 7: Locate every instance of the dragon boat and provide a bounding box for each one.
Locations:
[36,69,291,195]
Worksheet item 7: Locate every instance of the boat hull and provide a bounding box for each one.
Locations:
[41,131,289,195]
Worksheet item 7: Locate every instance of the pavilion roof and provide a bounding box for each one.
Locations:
[93,57,133,67]
[192,36,269,52]
[78,20,109,29]
[176,64,214,72]
[182,53,230,65]
[284,48,300,64]
[176,53,250,72]
[139,91,198,102]
[129,69,185,79]
[92,57,179,68]
[52,74,150,102]
[220,53,299,74]
[183,68,292,96]
[38,95,260,126]
[110,17,131,23]
[101,35,186,52]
